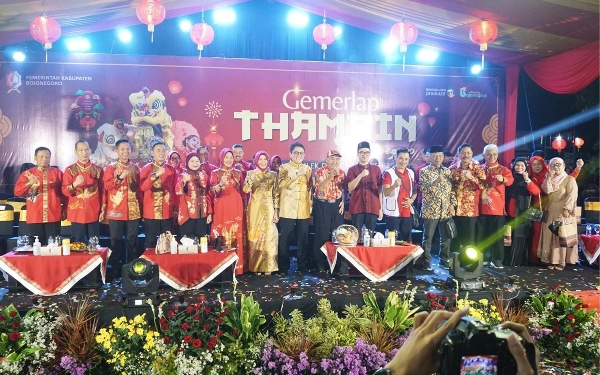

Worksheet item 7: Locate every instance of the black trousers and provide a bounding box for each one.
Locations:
[278,218,309,272]
[478,214,506,262]
[180,217,208,239]
[313,199,344,270]
[384,216,413,242]
[451,216,477,252]
[422,218,452,266]
[28,221,60,246]
[108,219,140,276]
[71,221,100,243]
[351,213,378,233]
[144,218,173,249]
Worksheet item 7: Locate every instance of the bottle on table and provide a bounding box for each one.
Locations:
[362,225,371,247]
[33,236,41,256]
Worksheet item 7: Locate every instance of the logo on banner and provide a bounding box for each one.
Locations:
[447,88,455,98]
[460,87,488,98]
[6,71,22,94]
[425,88,447,97]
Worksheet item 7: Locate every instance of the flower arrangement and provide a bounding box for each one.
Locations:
[0,304,57,375]
[455,294,502,325]
[525,286,600,371]
[95,313,166,375]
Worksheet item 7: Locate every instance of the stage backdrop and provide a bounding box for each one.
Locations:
[0,53,505,192]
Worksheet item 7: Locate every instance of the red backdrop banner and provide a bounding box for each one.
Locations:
[0,54,505,191]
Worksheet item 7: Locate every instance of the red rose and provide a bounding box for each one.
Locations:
[161,323,169,331]
[216,330,223,337]
[224,308,231,314]
[167,311,175,318]
[232,329,238,336]
[9,331,20,341]
[209,337,217,345]
[193,339,202,348]
[159,317,167,324]
[186,306,195,314]
[163,336,171,344]
[0,315,5,321]
[431,301,438,308]
[221,298,227,304]
[184,335,193,343]
[12,321,20,328]
[449,306,456,312]
[216,317,223,324]
[566,334,575,342]
[437,304,445,309]
[566,314,575,321]
[174,306,179,311]
[9,311,17,317]
[206,343,214,351]
[182,322,190,330]
[204,306,211,314]
[425,292,435,300]
[193,314,200,321]
[204,324,210,331]
[571,323,576,327]
[198,295,206,302]
[552,326,560,333]
[583,303,590,309]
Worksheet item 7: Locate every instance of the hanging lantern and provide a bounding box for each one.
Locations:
[29,15,61,62]
[573,137,585,150]
[469,20,498,69]
[552,135,567,154]
[313,12,336,60]
[136,0,166,43]
[189,23,214,59]
[204,125,224,160]
[389,20,418,71]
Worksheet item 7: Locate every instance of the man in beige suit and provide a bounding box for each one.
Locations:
[276,142,313,274]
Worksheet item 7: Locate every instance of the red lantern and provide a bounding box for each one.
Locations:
[168,80,182,95]
[389,21,418,71]
[552,135,567,154]
[30,15,61,62]
[428,117,437,127]
[204,125,224,159]
[417,102,430,116]
[313,20,335,60]
[573,137,585,149]
[469,20,498,68]
[178,97,188,107]
[136,0,166,43]
[190,23,214,59]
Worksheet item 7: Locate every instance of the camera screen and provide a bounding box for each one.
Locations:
[459,355,498,375]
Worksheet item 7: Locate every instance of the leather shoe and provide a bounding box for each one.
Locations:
[423,264,432,271]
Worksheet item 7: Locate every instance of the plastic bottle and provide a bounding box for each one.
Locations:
[33,236,41,256]
[388,230,396,246]
[200,236,208,253]
[363,227,371,247]
[170,235,178,254]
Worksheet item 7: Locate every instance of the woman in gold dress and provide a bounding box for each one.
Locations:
[243,151,279,275]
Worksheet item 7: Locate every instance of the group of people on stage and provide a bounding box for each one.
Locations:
[14,138,584,280]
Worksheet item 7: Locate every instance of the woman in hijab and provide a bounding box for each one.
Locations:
[538,157,578,270]
[175,152,212,238]
[210,148,245,274]
[243,151,279,275]
[269,155,282,175]
[527,156,549,264]
[505,158,541,266]
[168,151,185,174]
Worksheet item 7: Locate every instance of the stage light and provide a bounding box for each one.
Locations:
[334,26,343,37]
[66,37,90,52]
[122,258,160,307]
[12,51,26,62]
[213,8,236,25]
[118,29,132,43]
[450,245,484,290]
[179,19,192,32]
[287,9,309,28]
[471,64,482,74]
[416,48,438,63]
[382,37,397,56]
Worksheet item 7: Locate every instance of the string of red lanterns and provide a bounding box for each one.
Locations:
[136,0,166,42]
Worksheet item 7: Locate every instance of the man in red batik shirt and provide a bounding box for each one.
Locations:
[14,147,64,245]
[103,139,142,277]
[62,140,104,243]
[140,140,176,249]
[480,144,513,268]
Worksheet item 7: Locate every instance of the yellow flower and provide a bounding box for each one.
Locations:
[133,314,145,324]
[479,299,489,306]
[136,327,144,336]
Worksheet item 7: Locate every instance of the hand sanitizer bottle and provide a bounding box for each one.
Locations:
[170,235,178,254]
[33,236,41,256]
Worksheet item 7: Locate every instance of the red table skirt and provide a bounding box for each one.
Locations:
[579,234,600,264]
[321,242,423,281]
[0,248,111,296]
[141,249,238,290]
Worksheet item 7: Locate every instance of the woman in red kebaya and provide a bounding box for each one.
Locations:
[176,152,212,238]
[210,148,245,274]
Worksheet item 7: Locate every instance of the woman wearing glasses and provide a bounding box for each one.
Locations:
[538,157,578,270]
